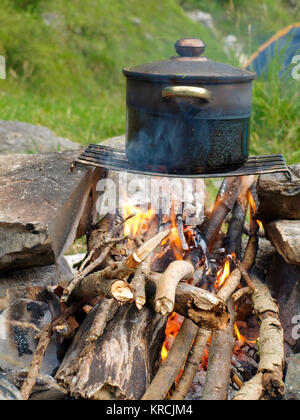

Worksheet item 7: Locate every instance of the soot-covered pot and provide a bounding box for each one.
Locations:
[123,38,256,174]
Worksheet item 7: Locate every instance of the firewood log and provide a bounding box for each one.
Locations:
[172,180,259,401]
[201,298,236,400]
[154,260,194,315]
[142,319,198,400]
[201,177,242,253]
[233,274,284,400]
[55,300,166,400]
[147,278,230,331]
[142,176,243,401]
[66,229,171,304]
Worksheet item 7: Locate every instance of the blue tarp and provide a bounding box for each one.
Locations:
[245,23,300,78]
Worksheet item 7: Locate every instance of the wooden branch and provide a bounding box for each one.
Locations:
[66,229,171,304]
[126,229,171,269]
[142,319,198,400]
[20,301,84,400]
[225,176,255,259]
[171,211,259,400]
[143,178,249,400]
[131,256,151,310]
[202,298,236,400]
[142,278,230,400]
[169,328,211,400]
[20,328,52,400]
[243,222,265,238]
[218,234,258,303]
[62,239,123,302]
[232,287,253,303]
[233,275,284,400]
[236,261,256,292]
[174,282,230,331]
[84,298,119,345]
[154,260,194,315]
[70,273,133,303]
[147,277,230,331]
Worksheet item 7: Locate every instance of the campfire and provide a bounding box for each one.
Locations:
[16,174,285,401]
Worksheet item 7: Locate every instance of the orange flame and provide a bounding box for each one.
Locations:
[215,256,231,290]
[160,203,184,260]
[247,191,264,231]
[161,312,184,362]
[234,323,245,342]
[234,323,257,346]
[123,205,155,237]
[247,190,257,214]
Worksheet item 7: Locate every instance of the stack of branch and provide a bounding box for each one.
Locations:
[20,206,230,400]
[19,174,285,401]
[143,175,284,401]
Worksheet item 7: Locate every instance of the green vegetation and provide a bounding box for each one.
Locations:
[251,54,300,164]
[0,0,299,162]
[180,0,300,53]
[0,0,224,145]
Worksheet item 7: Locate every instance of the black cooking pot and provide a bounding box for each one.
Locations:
[123,38,256,174]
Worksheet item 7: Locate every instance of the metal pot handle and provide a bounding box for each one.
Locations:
[162,86,211,101]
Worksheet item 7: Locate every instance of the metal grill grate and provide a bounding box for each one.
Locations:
[75,144,291,179]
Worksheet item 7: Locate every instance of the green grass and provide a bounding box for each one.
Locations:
[250,54,300,164]
[0,0,224,144]
[0,0,299,163]
[180,0,300,53]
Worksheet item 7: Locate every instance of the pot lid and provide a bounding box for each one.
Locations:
[123,38,256,83]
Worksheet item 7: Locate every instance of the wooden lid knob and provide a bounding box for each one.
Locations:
[175,38,206,57]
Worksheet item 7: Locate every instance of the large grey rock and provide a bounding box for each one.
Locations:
[252,237,276,279]
[265,220,300,265]
[257,165,300,221]
[266,253,300,356]
[0,373,22,400]
[0,258,73,311]
[0,298,60,376]
[0,151,104,270]
[0,120,79,155]
[285,353,300,400]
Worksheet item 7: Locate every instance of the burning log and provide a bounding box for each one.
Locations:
[172,183,259,401]
[201,298,236,400]
[169,328,211,400]
[142,319,198,400]
[225,176,255,259]
[55,300,166,400]
[174,282,229,331]
[201,177,242,253]
[233,275,284,400]
[143,176,248,400]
